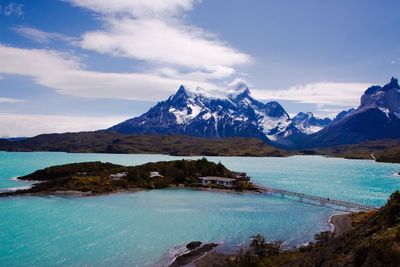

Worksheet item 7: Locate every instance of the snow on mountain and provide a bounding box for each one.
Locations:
[109,82,302,145]
[292,112,332,134]
[110,77,400,148]
[360,77,400,118]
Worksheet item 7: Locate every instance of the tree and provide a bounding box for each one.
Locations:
[250,234,281,257]
[314,231,333,244]
[216,161,225,175]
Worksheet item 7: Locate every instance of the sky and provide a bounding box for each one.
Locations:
[0,0,399,137]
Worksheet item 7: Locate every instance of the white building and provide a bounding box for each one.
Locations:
[197,176,236,188]
[150,171,164,178]
[109,172,128,180]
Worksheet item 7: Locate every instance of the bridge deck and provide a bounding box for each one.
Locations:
[257,185,377,211]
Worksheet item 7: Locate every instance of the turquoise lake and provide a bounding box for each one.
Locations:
[0,152,399,266]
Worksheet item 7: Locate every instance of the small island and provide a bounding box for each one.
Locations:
[0,158,255,197]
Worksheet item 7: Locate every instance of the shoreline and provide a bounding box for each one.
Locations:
[0,184,257,198]
[166,241,236,267]
[168,212,355,266]
[329,213,354,237]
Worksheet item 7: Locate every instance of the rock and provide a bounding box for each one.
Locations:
[186,241,202,250]
[170,242,219,267]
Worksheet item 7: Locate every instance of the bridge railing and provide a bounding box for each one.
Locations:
[257,185,377,211]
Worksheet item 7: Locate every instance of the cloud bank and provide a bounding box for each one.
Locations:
[0,113,125,137]
[0,97,25,103]
[12,26,75,44]
[0,44,219,101]
[253,82,371,108]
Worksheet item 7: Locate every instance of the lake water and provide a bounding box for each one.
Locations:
[0,152,399,266]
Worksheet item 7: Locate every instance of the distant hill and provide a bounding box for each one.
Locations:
[0,137,27,141]
[1,131,399,163]
[304,139,400,163]
[0,131,289,157]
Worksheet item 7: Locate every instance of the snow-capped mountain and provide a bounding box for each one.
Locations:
[292,112,332,134]
[360,77,400,117]
[305,77,400,148]
[109,81,303,146]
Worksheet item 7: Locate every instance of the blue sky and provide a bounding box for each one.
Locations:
[0,0,399,137]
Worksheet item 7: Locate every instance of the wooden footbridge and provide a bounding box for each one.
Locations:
[257,185,377,211]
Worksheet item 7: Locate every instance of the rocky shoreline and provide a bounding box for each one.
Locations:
[168,242,220,267]
[168,212,354,267]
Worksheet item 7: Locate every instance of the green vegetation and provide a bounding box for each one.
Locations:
[0,131,289,157]
[221,191,400,267]
[2,158,253,196]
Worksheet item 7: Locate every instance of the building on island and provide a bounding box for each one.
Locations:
[149,171,164,178]
[232,171,250,181]
[197,176,236,188]
[109,172,128,181]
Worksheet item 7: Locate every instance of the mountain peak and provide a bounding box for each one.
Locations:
[292,111,332,135]
[383,77,400,90]
[293,112,313,120]
[391,76,398,84]
[333,108,356,123]
[176,84,188,95]
[170,85,190,102]
[228,78,251,96]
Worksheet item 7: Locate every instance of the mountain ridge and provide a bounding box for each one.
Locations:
[109,82,331,146]
[2,78,400,154]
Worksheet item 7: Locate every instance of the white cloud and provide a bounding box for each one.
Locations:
[0,75,3,80]
[12,26,76,44]
[0,113,126,137]
[156,65,235,82]
[67,0,196,18]
[0,2,24,17]
[228,78,251,89]
[252,82,372,108]
[80,18,250,69]
[0,44,220,101]
[67,0,250,77]
[0,97,25,103]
